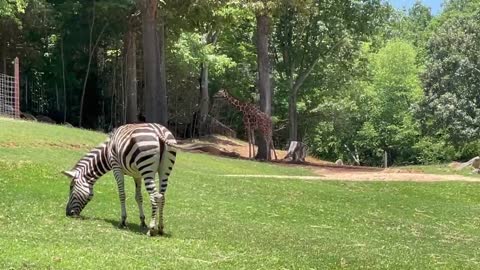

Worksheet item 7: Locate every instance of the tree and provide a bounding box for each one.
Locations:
[254,1,273,160]
[79,0,108,127]
[137,0,167,125]
[416,10,480,154]
[125,20,138,123]
[358,40,422,165]
[273,0,386,143]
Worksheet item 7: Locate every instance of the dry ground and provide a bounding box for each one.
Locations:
[181,135,480,182]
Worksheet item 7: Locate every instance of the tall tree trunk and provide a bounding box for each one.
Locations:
[255,13,272,160]
[61,38,67,123]
[288,85,298,142]
[199,62,209,135]
[120,51,126,124]
[25,76,28,111]
[79,0,107,127]
[156,14,168,125]
[2,43,6,74]
[198,31,217,136]
[138,0,166,124]
[55,83,60,111]
[125,28,137,123]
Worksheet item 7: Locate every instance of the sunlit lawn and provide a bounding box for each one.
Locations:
[1,117,480,269]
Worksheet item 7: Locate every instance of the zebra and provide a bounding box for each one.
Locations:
[62,123,177,236]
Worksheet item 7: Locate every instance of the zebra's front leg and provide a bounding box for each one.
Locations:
[113,167,127,228]
[143,173,163,236]
[134,178,147,228]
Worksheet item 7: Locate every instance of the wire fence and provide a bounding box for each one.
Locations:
[0,57,20,118]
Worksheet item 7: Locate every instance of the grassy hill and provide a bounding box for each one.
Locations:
[1,117,480,269]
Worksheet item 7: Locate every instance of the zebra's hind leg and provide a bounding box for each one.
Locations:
[113,167,127,228]
[157,147,177,235]
[134,178,147,228]
[143,171,162,236]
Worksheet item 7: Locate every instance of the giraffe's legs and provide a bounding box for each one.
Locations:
[246,128,255,159]
[251,129,256,158]
[269,138,278,160]
[246,128,251,159]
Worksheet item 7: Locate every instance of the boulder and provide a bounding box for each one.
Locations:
[36,115,56,124]
[20,112,36,121]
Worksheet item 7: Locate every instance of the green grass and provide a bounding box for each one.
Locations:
[1,117,480,269]
[400,163,480,178]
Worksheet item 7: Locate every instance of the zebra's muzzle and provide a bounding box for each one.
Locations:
[66,208,80,217]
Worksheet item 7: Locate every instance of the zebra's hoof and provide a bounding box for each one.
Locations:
[118,222,127,229]
[140,222,148,229]
[147,228,159,237]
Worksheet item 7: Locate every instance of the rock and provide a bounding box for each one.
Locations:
[36,115,56,124]
[472,157,480,169]
[20,112,36,121]
[458,156,480,170]
[335,159,344,166]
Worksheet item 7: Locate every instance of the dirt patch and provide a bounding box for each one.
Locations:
[180,135,332,165]
[309,167,480,182]
[0,141,90,150]
[189,135,480,182]
[0,142,19,148]
[223,171,480,182]
[44,142,91,150]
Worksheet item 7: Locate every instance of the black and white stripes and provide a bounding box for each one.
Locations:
[62,123,177,236]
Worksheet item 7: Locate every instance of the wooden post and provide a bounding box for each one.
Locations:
[384,150,388,168]
[14,57,20,118]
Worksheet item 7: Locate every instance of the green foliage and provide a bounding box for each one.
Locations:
[2,0,480,166]
[0,0,26,19]
[413,136,456,164]
[357,40,422,165]
[309,39,424,166]
[172,32,236,76]
[416,8,480,160]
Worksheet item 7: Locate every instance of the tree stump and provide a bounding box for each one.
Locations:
[283,141,308,163]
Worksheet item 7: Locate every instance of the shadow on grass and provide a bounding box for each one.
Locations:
[81,216,173,237]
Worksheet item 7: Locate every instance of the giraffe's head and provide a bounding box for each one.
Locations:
[213,89,228,99]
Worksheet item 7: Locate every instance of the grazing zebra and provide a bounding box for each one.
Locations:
[62,123,177,236]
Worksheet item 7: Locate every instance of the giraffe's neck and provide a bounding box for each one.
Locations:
[223,92,248,113]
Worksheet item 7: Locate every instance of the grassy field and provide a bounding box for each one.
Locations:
[1,117,480,269]
[401,163,480,178]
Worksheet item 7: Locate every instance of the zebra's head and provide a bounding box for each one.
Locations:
[62,170,93,217]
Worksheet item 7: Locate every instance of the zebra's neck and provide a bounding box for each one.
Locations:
[74,141,112,182]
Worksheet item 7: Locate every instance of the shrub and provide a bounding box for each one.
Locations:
[413,137,455,164]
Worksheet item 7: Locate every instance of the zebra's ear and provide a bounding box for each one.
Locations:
[62,170,76,178]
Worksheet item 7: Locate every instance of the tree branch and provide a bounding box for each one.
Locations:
[293,39,344,93]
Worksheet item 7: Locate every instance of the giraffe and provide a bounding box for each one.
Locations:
[215,89,277,160]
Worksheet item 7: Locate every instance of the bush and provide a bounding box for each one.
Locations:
[413,137,455,164]
[456,140,480,161]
